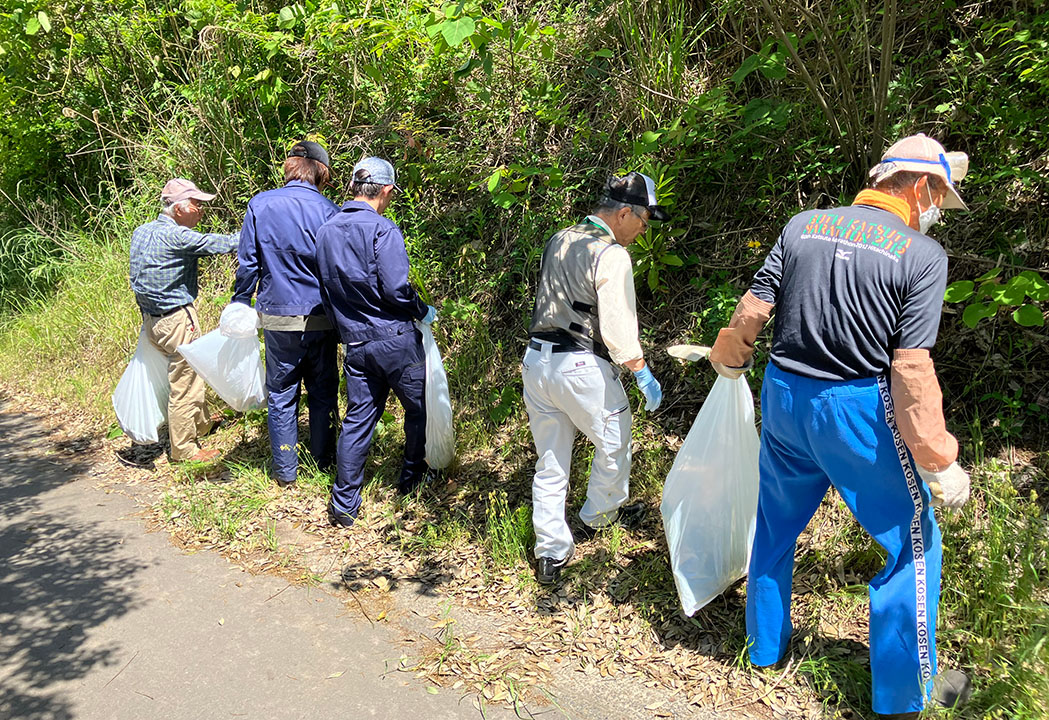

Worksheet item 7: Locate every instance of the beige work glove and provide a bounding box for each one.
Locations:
[917,462,970,509]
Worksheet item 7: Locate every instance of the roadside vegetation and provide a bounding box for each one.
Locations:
[1,1,1046,717]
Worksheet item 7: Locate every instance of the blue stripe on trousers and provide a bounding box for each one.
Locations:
[330,328,427,518]
[263,328,339,484]
[746,362,941,715]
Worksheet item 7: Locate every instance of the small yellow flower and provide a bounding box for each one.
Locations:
[747,240,762,249]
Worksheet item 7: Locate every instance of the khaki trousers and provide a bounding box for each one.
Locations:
[143,304,211,460]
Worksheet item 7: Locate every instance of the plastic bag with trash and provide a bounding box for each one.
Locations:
[177,303,266,412]
[661,374,760,615]
[112,327,171,444]
[416,322,454,469]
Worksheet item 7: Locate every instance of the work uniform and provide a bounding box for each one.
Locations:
[233,180,340,484]
[720,190,953,715]
[315,200,430,521]
[129,215,238,460]
[523,216,644,561]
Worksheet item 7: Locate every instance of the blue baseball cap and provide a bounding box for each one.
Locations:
[352,157,401,191]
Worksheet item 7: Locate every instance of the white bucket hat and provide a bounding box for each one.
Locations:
[869,133,969,210]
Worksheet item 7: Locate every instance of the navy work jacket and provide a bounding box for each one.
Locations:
[232,180,339,315]
[315,200,428,343]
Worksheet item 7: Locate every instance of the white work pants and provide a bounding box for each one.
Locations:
[522,344,632,560]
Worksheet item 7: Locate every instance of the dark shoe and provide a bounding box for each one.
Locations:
[576,501,648,542]
[276,478,295,490]
[536,549,574,586]
[327,502,355,528]
[930,669,972,709]
[878,669,971,719]
[398,468,440,495]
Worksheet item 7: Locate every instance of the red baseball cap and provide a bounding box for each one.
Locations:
[161,178,217,204]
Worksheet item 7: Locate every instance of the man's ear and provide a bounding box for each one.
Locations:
[616,205,633,224]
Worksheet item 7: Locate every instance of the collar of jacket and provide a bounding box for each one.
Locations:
[285,179,322,193]
[340,199,378,214]
[155,213,177,226]
[580,215,617,245]
[852,189,910,224]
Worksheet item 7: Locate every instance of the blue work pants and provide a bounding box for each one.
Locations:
[747,363,942,715]
[330,328,427,519]
[263,329,339,484]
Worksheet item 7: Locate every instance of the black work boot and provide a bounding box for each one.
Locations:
[877,669,972,719]
[535,548,574,585]
[326,502,355,528]
[576,501,648,542]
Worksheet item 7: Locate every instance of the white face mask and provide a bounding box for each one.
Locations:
[916,182,941,234]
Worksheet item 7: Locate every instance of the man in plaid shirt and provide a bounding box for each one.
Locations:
[129,178,238,462]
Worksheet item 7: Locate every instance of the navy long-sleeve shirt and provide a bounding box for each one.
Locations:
[232,180,339,316]
[315,200,428,343]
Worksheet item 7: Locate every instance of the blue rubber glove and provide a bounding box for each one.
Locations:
[632,364,663,411]
[422,305,438,325]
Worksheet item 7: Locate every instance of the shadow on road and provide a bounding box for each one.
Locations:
[0,400,148,720]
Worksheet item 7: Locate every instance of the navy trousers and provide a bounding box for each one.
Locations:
[263,328,339,484]
[747,363,942,714]
[330,328,427,519]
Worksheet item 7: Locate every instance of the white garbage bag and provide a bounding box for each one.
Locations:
[219,301,260,339]
[661,375,760,615]
[112,327,170,444]
[177,304,265,412]
[417,322,454,469]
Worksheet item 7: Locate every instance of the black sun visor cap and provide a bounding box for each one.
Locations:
[288,140,330,168]
[605,172,669,222]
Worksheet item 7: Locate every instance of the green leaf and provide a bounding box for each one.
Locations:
[592,48,614,58]
[1019,270,1049,301]
[641,130,662,144]
[961,301,999,328]
[731,53,762,85]
[944,280,975,303]
[1012,304,1045,327]
[25,16,41,35]
[989,278,1027,306]
[660,254,684,267]
[486,170,501,193]
[647,266,659,290]
[491,192,515,208]
[106,424,125,440]
[975,267,1002,282]
[37,11,51,33]
[277,7,296,29]
[440,16,475,47]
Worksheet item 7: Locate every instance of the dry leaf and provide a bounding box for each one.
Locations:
[327,671,344,679]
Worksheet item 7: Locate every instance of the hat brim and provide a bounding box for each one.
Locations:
[188,191,217,202]
[649,205,670,222]
[941,184,966,211]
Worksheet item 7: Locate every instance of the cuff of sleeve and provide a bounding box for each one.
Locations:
[740,290,774,316]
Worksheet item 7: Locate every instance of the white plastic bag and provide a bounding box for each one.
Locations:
[417,322,454,469]
[177,305,265,412]
[661,375,760,615]
[112,327,170,444]
[219,301,259,339]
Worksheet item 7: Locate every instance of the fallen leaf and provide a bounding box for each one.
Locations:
[327,671,344,679]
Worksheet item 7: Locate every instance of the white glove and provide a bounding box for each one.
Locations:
[710,358,753,380]
[917,462,970,509]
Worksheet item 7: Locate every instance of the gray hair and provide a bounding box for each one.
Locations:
[162,198,192,216]
[351,181,385,199]
[592,197,648,218]
[351,167,386,199]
